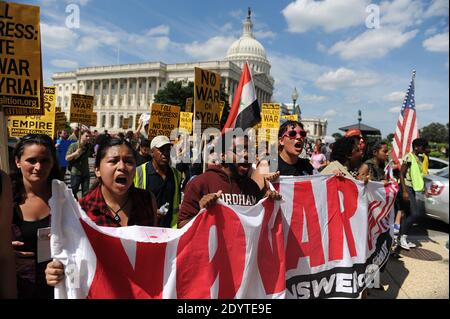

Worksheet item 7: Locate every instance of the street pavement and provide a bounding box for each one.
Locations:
[368,218,449,299]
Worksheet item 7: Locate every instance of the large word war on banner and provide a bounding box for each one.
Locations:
[194,67,221,131]
[147,103,180,141]
[49,175,396,299]
[260,103,280,142]
[7,86,55,138]
[0,2,42,111]
[69,94,94,125]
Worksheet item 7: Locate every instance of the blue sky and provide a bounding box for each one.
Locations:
[24,0,449,136]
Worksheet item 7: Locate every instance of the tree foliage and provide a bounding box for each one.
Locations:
[332,132,343,140]
[420,122,449,143]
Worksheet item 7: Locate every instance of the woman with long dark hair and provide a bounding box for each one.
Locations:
[10,134,61,299]
[45,137,158,286]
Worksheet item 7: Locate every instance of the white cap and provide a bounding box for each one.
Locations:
[151,135,171,149]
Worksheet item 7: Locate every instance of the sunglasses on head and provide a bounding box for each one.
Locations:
[282,128,307,139]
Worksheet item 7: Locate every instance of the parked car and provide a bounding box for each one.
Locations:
[422,168,449,224]
[422,156,449,175]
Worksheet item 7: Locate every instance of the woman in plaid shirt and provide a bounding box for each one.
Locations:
[46,136,158,286]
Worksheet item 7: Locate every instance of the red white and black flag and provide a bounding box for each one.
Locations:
[222,62,260,132]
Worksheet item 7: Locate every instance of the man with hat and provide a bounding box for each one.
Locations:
[134,136,182,228]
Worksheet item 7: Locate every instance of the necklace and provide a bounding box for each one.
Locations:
[105,196,130,223]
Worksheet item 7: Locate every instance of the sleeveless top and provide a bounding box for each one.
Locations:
[364,158,386,182]
[12,205,54,299]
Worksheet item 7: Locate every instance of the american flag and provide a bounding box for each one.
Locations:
[391,70,419,165]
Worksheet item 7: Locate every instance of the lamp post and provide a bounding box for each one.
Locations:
[358,110,362,130]
[291,87,299,118]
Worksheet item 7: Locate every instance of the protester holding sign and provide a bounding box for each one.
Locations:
[10,134,60,299]
[46,137,159,287]
[358,141,389,183]
[277,120,314,176]
[321,137,363,179]
[0,170,17,298]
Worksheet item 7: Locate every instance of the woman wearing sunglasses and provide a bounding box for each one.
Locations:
[10,134,61,299]
[278,120,314,176]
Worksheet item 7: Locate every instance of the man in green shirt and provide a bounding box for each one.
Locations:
[398,138,429,250]
[66,129,92,199]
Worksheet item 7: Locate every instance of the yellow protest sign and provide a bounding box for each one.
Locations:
[194,67,221,131]
[54,111,66,131]
[179,112,193,134]
[282,114,299,121]
[218,101,225,122]
[0,2,42,110]
[69,94,94,125]
[135,113,142,129]
[185,97,193,113]
[259,103,280,142]
[147,103,180,141]
[7,86,56,138]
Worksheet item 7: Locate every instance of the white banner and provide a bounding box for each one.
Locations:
[49,175,396,299]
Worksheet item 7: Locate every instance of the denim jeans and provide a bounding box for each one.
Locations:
[400,186,422,236]
[70,174,90,200]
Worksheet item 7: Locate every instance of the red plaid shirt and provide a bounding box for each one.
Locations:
[79,184,156,227]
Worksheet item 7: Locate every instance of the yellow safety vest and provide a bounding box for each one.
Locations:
[134,163,181,229]
[407,153,425,192]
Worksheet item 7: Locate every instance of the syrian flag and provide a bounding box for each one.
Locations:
[222,62,260,132]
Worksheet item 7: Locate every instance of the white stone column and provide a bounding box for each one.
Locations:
[145,77,150,108]
[91,80,95,96]
[135,78,140,107]
[114,112,120,129]
[106,79,112,107]
[114,79,120,106]
[225,77,229,94]
[125,78,130,106]
[99,80,103,107]
[156,78,160,94]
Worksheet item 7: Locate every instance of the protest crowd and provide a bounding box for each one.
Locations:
[0,2,437,300]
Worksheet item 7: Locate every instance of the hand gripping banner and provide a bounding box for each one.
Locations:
[49,175,396,299]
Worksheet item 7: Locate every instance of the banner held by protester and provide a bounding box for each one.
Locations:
[147,103,180,141]
[69,94,94,126]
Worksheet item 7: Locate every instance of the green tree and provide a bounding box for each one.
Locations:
[420,122,448,143]
[387,133,395,142]
[154,81,194,110]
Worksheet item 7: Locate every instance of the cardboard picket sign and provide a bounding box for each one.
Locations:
[147,103,180,141]
[7,86,56,138]
[179,112,193,134]
[194,67,221,131]
[185,97,193,113]
[259,103,280,142]
[282,114,299,121]
[0,2,42,111]
[122,118,129,130]
[69,94,94,126]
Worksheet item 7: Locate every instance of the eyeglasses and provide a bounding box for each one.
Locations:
[282,129,307,139]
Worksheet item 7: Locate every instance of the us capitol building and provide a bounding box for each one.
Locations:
[52,10,327,139]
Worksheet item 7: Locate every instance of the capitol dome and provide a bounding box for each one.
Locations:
[224,9,271,75]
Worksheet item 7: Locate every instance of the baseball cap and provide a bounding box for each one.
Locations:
[345,129,363,138]
[151,135,171,149]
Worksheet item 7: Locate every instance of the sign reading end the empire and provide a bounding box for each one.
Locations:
[0,2,42,110]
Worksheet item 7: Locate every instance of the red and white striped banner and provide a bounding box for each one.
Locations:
[50,175,396,299]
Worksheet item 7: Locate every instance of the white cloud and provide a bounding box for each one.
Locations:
[424,27,438,36]
[153,37,171,50]
[254,30,276,39]
[76,36,101,52]
[329,28,418,60]
[303,95,329,103]
[282,0,369,33]
[184,36,236,60]
[41,23,78,49]
[389,106,401,113]
[51,59,78,69]
[324,109,337,117]
[379,0,424,29]
[315,68,380,91]
[146,25,170,36]
[384,91,406,103]
[424,0,449,18]
[423,32,449,53]
[230,9,243,20]
[416,103,434,110]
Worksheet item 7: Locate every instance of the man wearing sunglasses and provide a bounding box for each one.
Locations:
[278,120,314,176]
